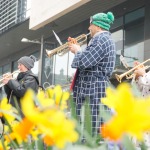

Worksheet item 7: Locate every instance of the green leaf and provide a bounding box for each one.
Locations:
[28,140,37,150]
[33,94,42,107]
[99,105,112,123]
[35,136,45,150]
[65,143,107,150]
[14,98,23,117]
[69,94,78,120]
[83,97,92,138]
[0,109,21,121]
[122,135,136,150]
[140,141,147,150]
[1,136,7,150]
[4,134,19,149]
[46,146,53,150]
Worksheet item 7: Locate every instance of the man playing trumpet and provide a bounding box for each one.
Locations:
[68,11,116,137]
[131,62,150,148]
[2,55,39,113]
[134,61,150,97]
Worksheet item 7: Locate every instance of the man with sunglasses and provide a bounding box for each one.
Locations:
[68,12,116,138]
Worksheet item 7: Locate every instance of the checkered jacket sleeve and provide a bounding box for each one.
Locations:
[71,32,115,70]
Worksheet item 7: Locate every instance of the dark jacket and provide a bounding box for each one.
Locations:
[4,70,39,108]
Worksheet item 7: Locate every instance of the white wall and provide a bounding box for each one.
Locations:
[29,0,91,30]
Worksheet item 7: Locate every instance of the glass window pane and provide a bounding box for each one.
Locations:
[42,56,54,89]
[0,64,11,99]
[111,17,123,30]
[68,51,76,82]
[111,29,123,67]
[124,23,144,67]
[125,7,145,24]
[32,51,40,60]
[12,61,18,71]
[2,64,11,74]
[54,52,68,86]
[0,67,2,84]
[0,67,2,76]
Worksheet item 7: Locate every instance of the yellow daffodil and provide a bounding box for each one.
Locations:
[0,98,17,123]
[101,83,150,141]
[37,90,54,108]
[5,117,34,144]
[21,89,78,149]
[0,140,9,150]
[30,127,41,140]
[46,85,70,110]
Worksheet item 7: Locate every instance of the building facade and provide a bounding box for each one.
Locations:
[0,0,149,97]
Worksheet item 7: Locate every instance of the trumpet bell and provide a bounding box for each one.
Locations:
[0,70,20,88]
[46,42,68,57]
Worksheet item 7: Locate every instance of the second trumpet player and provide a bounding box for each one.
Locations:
[115,58,150,83]
[133,60,150,97]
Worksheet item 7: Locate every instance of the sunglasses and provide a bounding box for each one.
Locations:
[90,16,93,24]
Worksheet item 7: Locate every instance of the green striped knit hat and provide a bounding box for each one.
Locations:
[90,12,114,30]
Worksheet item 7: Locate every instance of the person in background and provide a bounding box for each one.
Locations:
[134,61,150,97]
[68,11,116,137]
[133,61,150,149]
[2,55,39,113]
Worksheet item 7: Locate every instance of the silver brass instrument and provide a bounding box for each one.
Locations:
[0,70,20,88]
[46,33,90,57]
[115,59,150,83]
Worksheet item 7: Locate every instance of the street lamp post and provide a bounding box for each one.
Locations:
[39,36,44,85]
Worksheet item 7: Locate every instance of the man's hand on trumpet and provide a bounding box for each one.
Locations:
[2,73,13,84]
[68,37,81,54]
[134,61,146,79]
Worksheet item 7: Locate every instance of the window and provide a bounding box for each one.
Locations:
[111,29,124,67]
[111,7,145,69]
[0,63,11,99]
[54,52,69,86]
[124,8,144,67]
[2,63,11,74]
[125,7,144,24]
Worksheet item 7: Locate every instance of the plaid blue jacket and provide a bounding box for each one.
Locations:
[72,31,116,103]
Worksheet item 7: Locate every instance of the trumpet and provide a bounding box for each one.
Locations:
[115,59,150,83]
[0,70,20,88]
[46,33,90,57]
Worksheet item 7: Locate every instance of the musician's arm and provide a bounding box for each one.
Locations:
[71,40,105,69]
